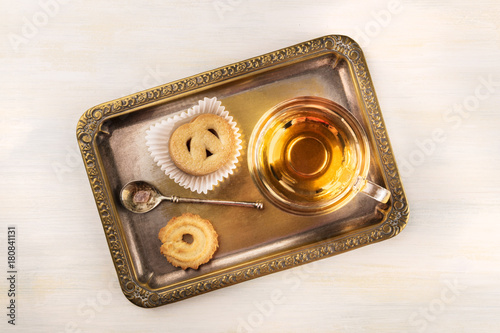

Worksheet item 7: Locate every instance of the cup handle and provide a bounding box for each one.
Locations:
[354,177,391,203]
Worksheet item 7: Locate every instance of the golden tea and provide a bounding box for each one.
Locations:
[248,96,377,215]
[258,109,358,203]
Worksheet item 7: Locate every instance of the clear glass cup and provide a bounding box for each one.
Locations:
[248,96,390,215]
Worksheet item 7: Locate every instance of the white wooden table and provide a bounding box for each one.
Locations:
[1,1,499,332]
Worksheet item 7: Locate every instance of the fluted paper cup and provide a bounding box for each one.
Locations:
[145,97,242,194]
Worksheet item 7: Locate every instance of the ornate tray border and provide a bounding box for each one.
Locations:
[76,35,409,307]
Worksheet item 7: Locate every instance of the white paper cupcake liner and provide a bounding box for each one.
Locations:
[145,97,242,194]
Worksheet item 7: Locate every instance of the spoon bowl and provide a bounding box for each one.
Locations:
[120,181,164,213]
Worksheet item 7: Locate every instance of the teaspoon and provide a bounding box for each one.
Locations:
[120,180,264,213]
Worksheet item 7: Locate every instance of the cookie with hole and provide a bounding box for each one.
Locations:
[158,213,219,270]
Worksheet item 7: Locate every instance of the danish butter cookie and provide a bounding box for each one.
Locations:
[158,213,219,270]
[169,114,236,176]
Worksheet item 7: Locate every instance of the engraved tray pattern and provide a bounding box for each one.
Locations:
[76,35,409,307]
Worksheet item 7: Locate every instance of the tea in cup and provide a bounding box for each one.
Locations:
[248,96,390,215]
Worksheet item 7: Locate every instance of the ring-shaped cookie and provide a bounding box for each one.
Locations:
[158,213,219,270]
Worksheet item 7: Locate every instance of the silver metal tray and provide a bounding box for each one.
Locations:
[76,35,409,307]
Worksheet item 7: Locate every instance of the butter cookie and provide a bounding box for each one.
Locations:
[169,114,236,176]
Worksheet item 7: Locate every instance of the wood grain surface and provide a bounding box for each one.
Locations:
[1,1,499,332]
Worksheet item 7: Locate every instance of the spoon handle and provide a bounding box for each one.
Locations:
[164,196,263,210]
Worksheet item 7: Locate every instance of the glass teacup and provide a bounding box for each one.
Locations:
[248,96,390,215]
